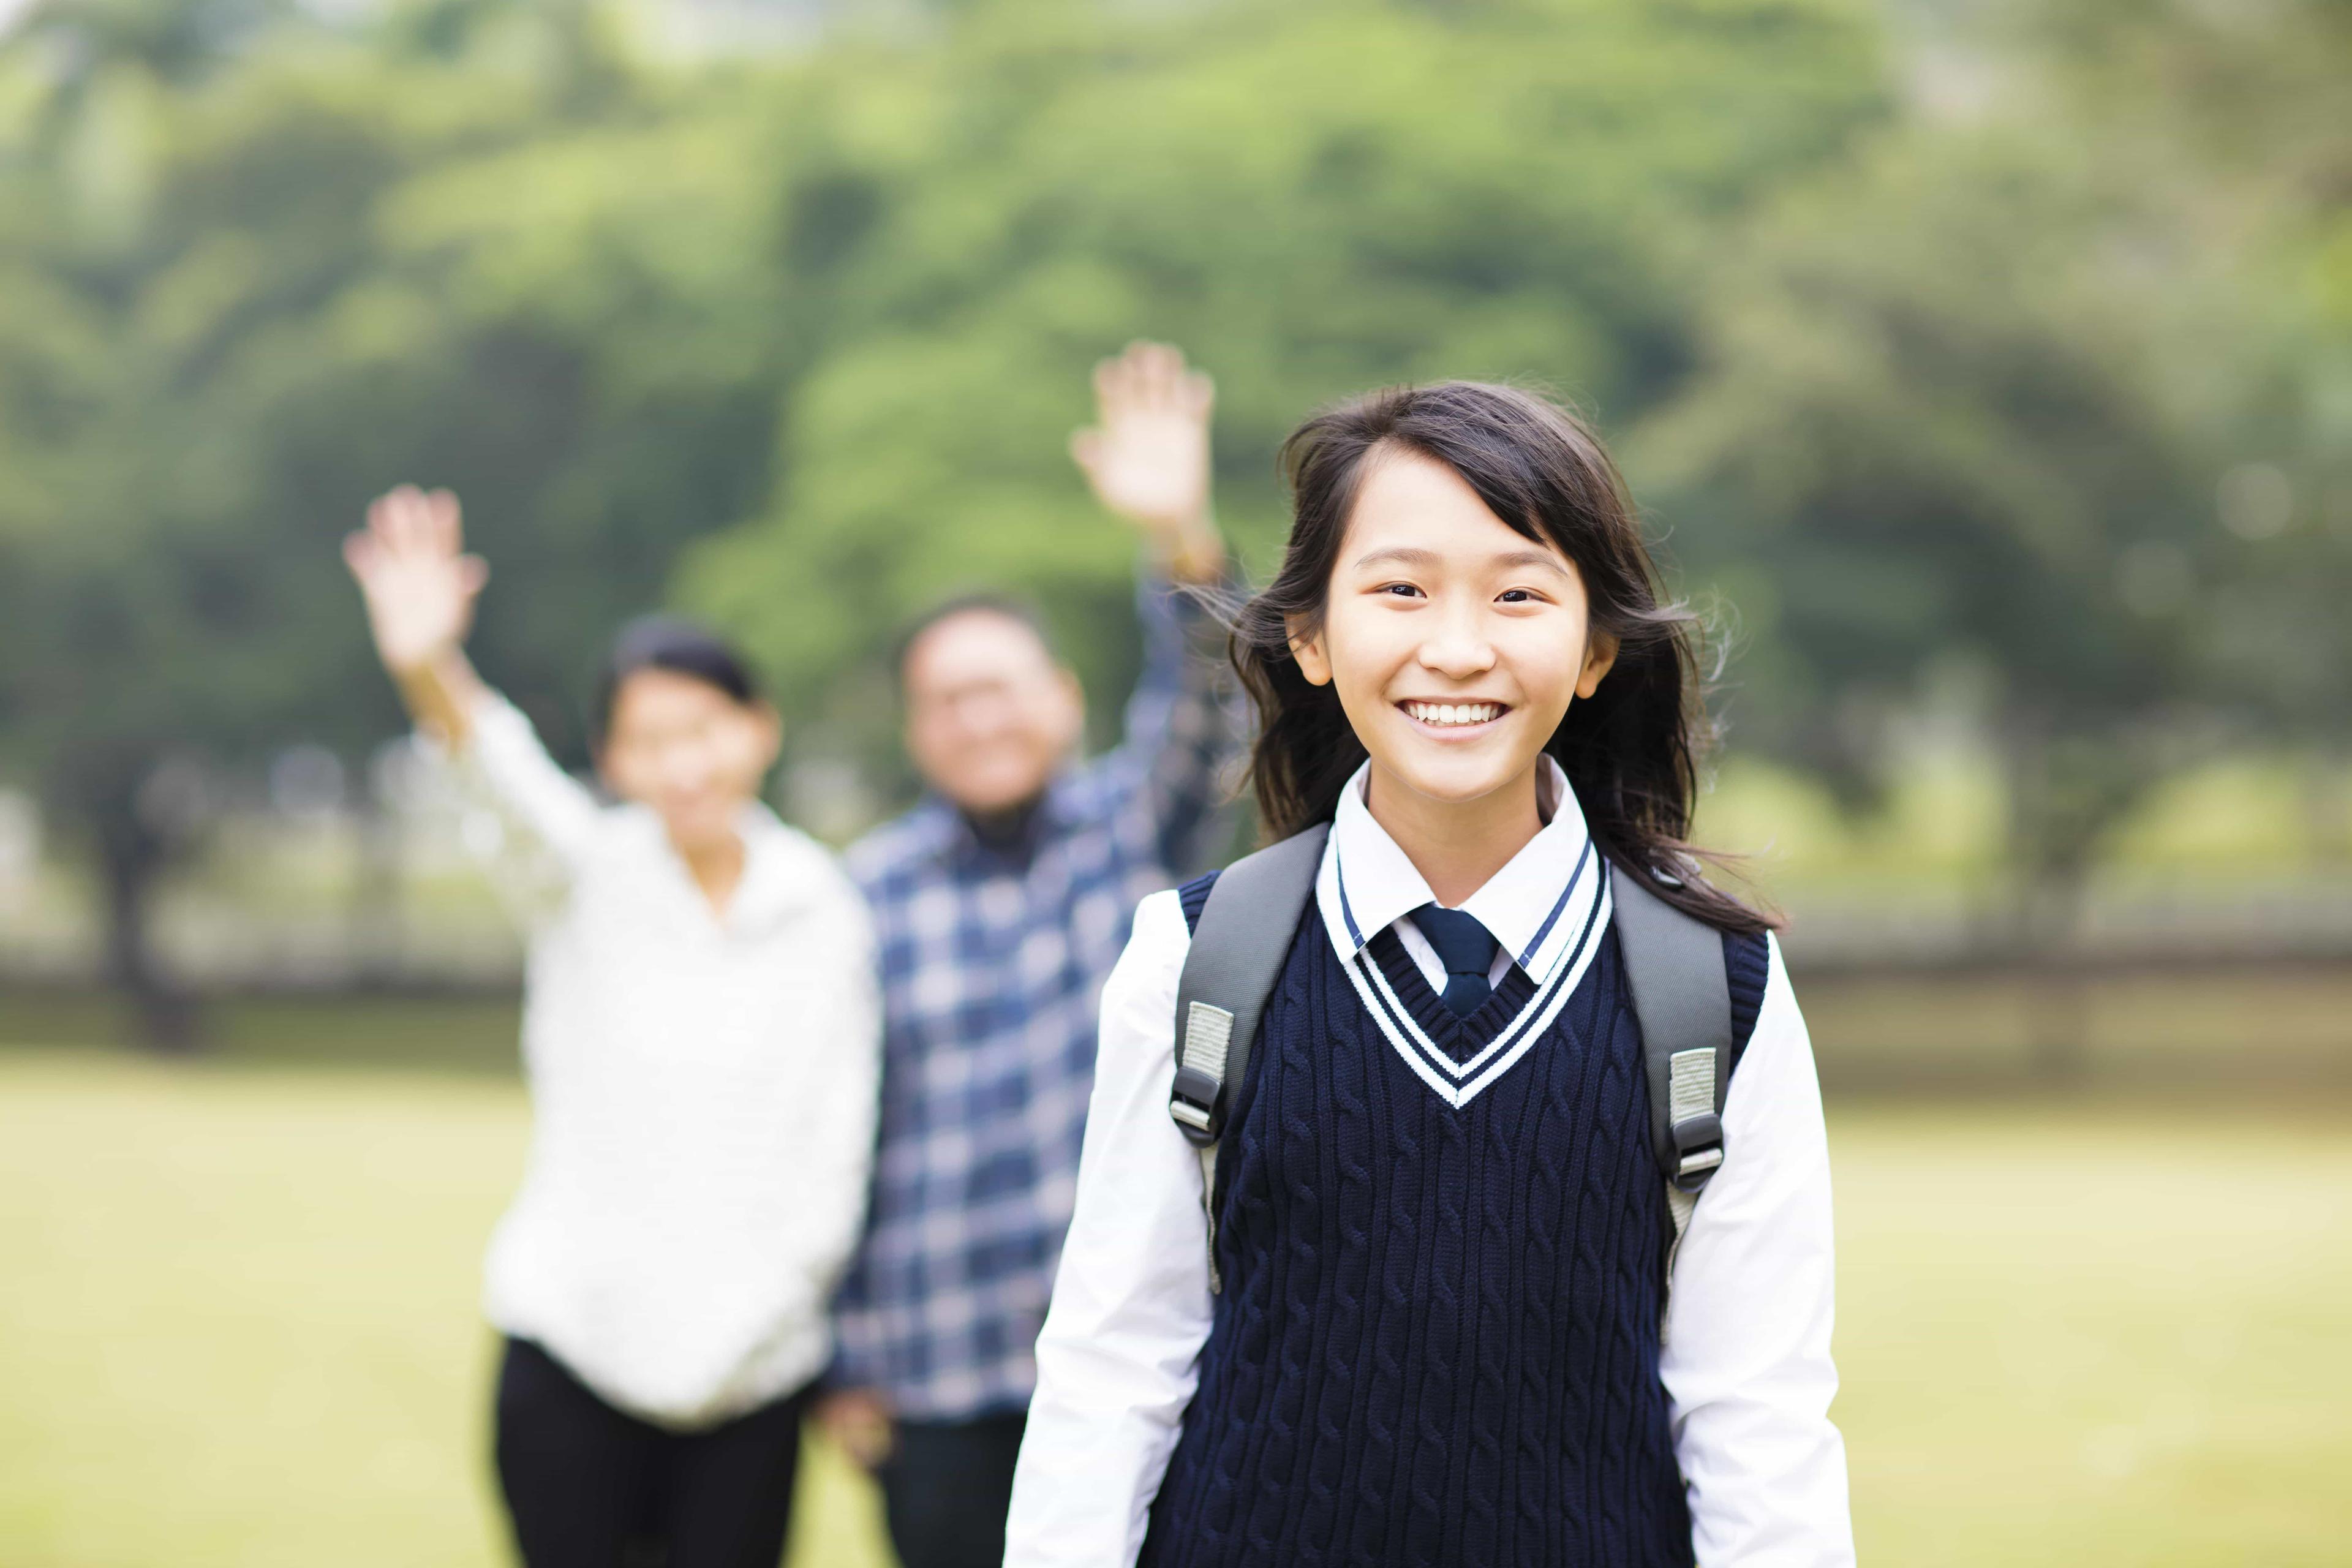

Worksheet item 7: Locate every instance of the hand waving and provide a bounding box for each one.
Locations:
[1071,342,1221,577]
[343,485,488,677]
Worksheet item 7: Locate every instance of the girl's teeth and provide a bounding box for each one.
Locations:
[1411,702,1495,726]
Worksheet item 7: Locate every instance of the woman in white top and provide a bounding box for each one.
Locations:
[345,484,880,1568]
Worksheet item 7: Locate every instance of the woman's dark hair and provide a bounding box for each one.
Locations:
[592,615,764,745]
[1235,381,1772,935]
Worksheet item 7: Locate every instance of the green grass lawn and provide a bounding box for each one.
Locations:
[1,1050,2346,1567]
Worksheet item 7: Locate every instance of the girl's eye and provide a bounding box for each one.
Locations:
[1379,582,1423,599]
[1498,588,1537,605]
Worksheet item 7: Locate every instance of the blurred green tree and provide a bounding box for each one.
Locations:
[0,0,2341,1050]
[1634,134,2212,922]
[1632,0,2352,1068]
[2023,0,2352,748]
[676,0,1888,791]
[0,0,801,1044]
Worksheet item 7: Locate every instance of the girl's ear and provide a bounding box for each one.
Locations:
[1286,613,1332,687]
[1575,630,1619,699]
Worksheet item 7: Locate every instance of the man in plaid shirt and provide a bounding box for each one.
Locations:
[823,343,1237,1568]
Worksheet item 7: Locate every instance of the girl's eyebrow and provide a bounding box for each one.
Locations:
[1352,545,1442,571]
[1493,548,1573,579]
[1351,544,1571,579]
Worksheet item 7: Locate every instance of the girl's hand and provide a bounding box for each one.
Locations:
[342,484,488,676]
[1071,341,1225,582]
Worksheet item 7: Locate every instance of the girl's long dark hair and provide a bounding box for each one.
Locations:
[1235,381,1773,936]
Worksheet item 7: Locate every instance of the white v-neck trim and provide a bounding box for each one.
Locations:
[1339,869,1614,1109]
[1314,757,1599,992]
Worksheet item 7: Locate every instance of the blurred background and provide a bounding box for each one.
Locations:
[0,0,2345,1562]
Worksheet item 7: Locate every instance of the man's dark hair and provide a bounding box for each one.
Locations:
[891,593,1058,687]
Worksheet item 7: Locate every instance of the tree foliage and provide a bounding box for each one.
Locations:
[676,0,1887,781]
[1637,0,2352,900]
[0,0,2341,1044]
[0,0,802,1036]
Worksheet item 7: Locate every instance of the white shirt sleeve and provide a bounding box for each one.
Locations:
[432,693,604,915]
[1660,932,1855,1566]
[1004,889,1213,1568]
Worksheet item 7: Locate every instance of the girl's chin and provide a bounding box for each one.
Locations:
[1372,751,1541,809]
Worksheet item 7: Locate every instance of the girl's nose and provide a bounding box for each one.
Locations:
[1416,611,1498,680]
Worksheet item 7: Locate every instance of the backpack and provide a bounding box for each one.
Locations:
[1165,824,1737,1311]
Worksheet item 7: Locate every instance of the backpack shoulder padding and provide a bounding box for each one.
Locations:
[1610,864,1735,1200]
[1167,824,1329,1150]
[1611,864,1779,1314]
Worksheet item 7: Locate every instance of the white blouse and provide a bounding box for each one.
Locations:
[440,695,881,1430]
[1006,759,1853,1566]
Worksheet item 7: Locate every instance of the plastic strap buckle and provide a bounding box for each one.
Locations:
[1670,1112,1724,1191]
[1169,1066,1223,1147]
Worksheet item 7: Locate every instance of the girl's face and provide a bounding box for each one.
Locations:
[1289,451,1615,817]
[598,669,780,856]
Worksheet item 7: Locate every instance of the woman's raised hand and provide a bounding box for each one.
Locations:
[1070,341,1225,582]
[344,484,488,677]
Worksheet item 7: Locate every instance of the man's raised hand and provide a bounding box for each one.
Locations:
[344,484,488,677]
[1071,341,1224,581]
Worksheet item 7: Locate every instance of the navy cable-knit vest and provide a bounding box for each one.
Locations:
[1139,869,1768,1568]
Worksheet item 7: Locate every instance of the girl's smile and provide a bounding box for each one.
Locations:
[1397,698,1511,735]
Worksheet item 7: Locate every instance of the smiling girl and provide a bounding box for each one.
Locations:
[1003,384,1852,1566]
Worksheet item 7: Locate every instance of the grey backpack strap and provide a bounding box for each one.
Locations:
[1168,823,1329,1292]
[1609,862,1734,1300]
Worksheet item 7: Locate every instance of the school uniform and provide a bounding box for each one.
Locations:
[1006,758,1852,1567]
[438,696,882,1568]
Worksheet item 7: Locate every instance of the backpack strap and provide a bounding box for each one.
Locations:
[1608,862,1735,1300]
[1167,823,1329,1292]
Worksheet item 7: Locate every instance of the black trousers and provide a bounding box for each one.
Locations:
[878,1411,1029,1568]
[494,1337,811,1568]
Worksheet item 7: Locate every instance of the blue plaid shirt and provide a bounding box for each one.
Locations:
[833,573,1239,1420]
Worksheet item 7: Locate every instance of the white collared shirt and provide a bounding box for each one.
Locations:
[1332,752,1600,997]
[1005,759,1853,1566]
[440,696,881,1430]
